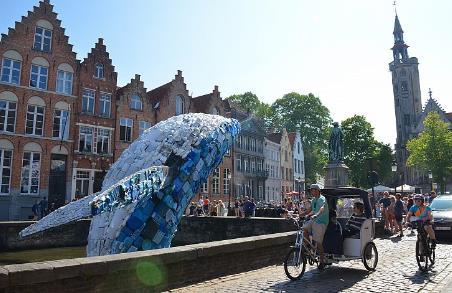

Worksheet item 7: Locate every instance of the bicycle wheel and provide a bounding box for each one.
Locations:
[416,239,429,272]
[428,239,436,266]
[284,248,306,281]
[362,242,378,271]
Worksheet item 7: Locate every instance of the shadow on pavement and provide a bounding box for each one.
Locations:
[267,265,370,293]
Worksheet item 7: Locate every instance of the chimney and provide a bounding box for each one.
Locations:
[98,38,103,45]
[176,70,183,81]
[134,74,140,81]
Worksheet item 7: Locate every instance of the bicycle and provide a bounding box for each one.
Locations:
[283,214,320,280]
[409,217,436,272]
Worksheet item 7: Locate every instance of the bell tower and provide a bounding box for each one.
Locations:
[389,12,423,184]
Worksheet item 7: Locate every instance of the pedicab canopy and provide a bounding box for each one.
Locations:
[320,187,372,219]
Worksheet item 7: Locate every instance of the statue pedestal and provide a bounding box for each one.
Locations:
[324,162,349,188]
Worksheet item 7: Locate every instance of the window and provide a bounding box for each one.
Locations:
[201,181,208,193]
[301,161,304,174]
[75,171,90,198]
[97,129,110,154]
[297,142,301,154]
[25,105,44,136]
[79,126,93,152]
[130,95,142,110]
[236,156,241,171]
[52,109,69,140]
[99,93,111,117]
[404,114,410,126]
[139,121,151,136]
[33,26,52,52]
[20,152,40,194]
[251,139,256,152]
[285,150,288,161]
[175,95,184,115]
[1,58,21,85]
[223,168,230,195]
[0,149,12,194]
[56,70,73,95]
[30,65,48,90]
[95,63,104,79]
[212,168,220,194]
[257,161,262,172]
[244,158,249,172]
[0,100,16,132]
[82,89,95,114]
[120,118,133,142]
[251,159,255,173]
[401,81,408,92]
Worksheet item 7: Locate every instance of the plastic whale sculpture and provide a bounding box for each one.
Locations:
[20,113,240,256]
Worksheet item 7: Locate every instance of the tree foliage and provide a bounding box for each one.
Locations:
[407,112,452,194]
[271,93,332,182]
[227,92,261,113]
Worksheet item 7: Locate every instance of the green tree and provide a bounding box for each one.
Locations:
[271,92,332,182]
[407,112,452,194]
[374,142,393,186]
[341,115,376,187]
[227,92,261,113]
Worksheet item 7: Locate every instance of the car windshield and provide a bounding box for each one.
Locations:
[430,199,452,211]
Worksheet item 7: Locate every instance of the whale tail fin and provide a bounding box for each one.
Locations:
[19,193,97,238]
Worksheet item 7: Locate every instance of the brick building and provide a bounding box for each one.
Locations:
[72,38,117,199]
[0,0,80,220]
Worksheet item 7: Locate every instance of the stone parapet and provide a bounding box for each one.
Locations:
[0,231,296,292]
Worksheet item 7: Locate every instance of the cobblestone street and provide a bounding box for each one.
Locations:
[169,235,452,293]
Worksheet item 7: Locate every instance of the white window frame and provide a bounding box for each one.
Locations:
[30,64,48,90]
[0,100,16,133]
[223,168,230,195]
[0,149,12,194]
[95,63,104,79]
[130,95,143,111]
[175,95,184,115]
[212,168,220,194]
[82,89,95,114]
[20,151,41,194]
[52,109,69,140]
[139,121,151,136]
[96,128,110,155]
[56,70,73,95]
[75,170,91,198]
[201,181,208,194]
[79,126,93,153]
[120,118,133,142]
[33,26,52,52]
[1,58,21,85]
[99,93,111,117]
[25,104,44,136]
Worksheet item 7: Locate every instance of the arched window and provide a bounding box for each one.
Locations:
[56,63,74,95]
[95,63,104,79]
[0,139,13,194]
[33,20,53,52]
[130,94,142,110]
[175,95,184,115]
[21,142,42,194]
[1,50,22,85]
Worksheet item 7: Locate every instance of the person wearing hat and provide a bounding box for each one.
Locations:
[301,183,329,269]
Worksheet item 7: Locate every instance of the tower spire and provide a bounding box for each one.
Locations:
[391,9,409,61]
[393,1,398,16]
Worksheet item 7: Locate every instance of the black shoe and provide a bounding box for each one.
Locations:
[318,262,326,270]
[431,240,437,249]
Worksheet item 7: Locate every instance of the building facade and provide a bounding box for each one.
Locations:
[231,108,267,202]
[264,137,281,203]
[289,131,305,196]
[267,129,293,198]
[390,14,451,191]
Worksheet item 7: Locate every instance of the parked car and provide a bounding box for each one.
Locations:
[430,195,452,238]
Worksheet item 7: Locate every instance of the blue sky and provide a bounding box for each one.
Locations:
[2,0,452,146]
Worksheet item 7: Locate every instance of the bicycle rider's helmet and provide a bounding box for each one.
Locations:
[413,194,424,202]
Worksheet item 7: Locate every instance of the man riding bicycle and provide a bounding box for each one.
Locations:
[300,184,329,269]
[405,194,437,248]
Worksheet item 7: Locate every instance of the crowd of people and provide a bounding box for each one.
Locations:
[375,190,437,237]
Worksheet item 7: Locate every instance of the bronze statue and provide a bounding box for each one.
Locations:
[329,122,344,162]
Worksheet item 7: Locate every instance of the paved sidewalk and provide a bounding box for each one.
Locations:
[169,236,452,293]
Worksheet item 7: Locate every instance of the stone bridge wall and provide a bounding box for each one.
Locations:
[0,217,296,251]
[0,232,295,292]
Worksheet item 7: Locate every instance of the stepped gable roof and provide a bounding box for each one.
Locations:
[1,0,77,60]
[82,38,115,69]
[117,74,146,97]
[267,133,282,144]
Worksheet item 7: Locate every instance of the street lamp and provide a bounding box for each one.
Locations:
[428,170,433,192]
[392,161,397,194]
